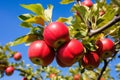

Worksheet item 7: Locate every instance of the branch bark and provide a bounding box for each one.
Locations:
[88,15,120,37]
[97,60,108,80]
[97,43,119,80]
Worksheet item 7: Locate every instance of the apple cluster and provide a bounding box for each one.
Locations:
[28,22,115,70]
[0,52,22,76]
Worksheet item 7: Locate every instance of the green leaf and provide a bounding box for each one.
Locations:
[111,0,120,7]
[44,4,53,22]
[21,4,44,15]
[56,17,73,25]
[60,0,74,4]
[18,14,34,21]
[20,22,32,28]
[10,34,38,46]
[116,63,120,72]
[25,16,45,26]
[97,6,116,27]
[72,5,87,22]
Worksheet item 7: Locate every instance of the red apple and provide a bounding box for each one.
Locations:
[56,56,70,67]
[82,51,100,70]
[28,40,55,66]
[96,38,115,59]
[82,0,93,7]
[57,39,84,66]
[13,52,22,61]
[100,77,105,80]
[5,66,14,76]
[49,73,56,78]
[99,10,105,16]
[22,77,27,80]
[43,22,70,48]
[73,74,81,80]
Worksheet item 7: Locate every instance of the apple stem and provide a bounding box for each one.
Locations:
[88,15,120,37]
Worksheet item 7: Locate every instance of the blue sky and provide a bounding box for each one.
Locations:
[0,0,119,80]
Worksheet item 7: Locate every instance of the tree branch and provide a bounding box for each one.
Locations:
[88,15,120,37]
[97,60,108,80]
[97,49,119,80]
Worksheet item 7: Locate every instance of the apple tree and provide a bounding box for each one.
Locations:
[0,0,120,80]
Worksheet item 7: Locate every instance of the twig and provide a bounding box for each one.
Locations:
[97,50,119,80]
[88,15,120,37]
[15,68,42,80]
[87,20,92,33]
[97,60,108,80]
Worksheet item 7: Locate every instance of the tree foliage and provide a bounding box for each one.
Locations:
[0,0,120,80]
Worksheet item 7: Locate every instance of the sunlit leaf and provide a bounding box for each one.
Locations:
[72,5,87,21]
[56,17,73,25]
[60,0,74,4]
[25,16,45,26]
[21,4,44,15]
[111,0,120,7]
[18,14,34,21]
[11,34,38,46]
[116,63,120,71]
[44,4,53,22]
[97,6,116,27]
[20,22,32,28]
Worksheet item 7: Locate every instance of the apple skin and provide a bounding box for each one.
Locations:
[100,77,105,80]
[96,38,115,59]
[22,77,27,80]
[82,0,93,7]
[56,56,71,67]
[49,73,56,78]
[43,22,70,48]
[13,52,22,61]
[82,51,100,70]
[73,74,81,80]
[57,39,84,66]
[99,10,105,16]
[28,40,55,66]
[5,66,14,76]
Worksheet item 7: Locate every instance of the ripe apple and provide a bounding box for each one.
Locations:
[73,74,81,80]
[96,38,115,59]
[56,56,71,67]
[49,73,56,78]
[22,77,27,80]
[82,0,93,7]
[43,22,70,48]
[82,51,100,70]
[57,39,84,66]
[5,66,14,76]
[100,77,105,80]
[13,52,22,61]
[99,10,105,16]
[28,40,55,66]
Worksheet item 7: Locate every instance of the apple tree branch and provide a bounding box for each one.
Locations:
[97,40,120,80]
[88,15,120,37]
